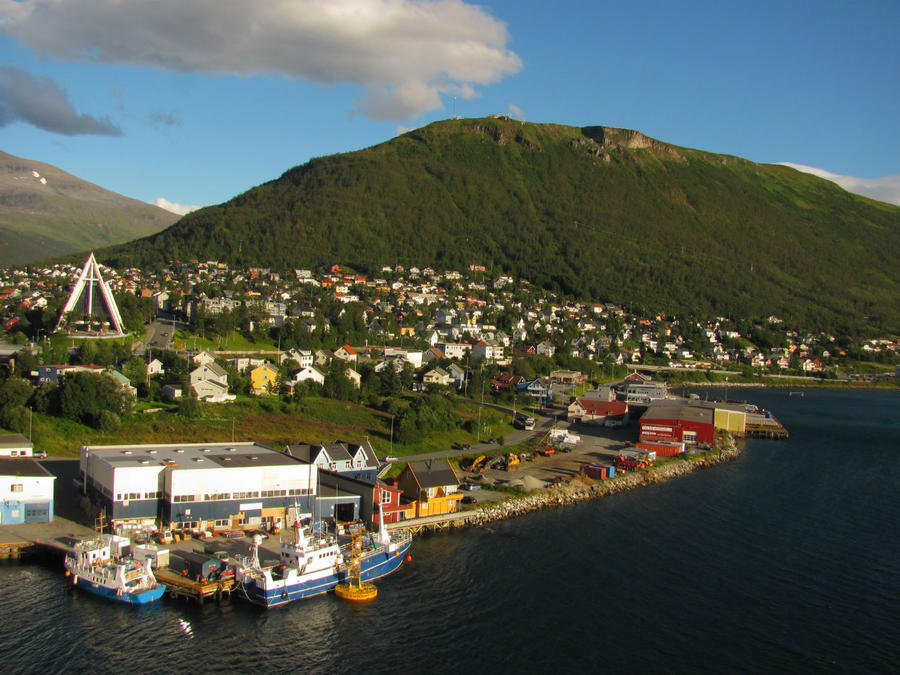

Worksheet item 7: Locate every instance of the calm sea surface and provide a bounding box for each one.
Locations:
[1,388,898,674]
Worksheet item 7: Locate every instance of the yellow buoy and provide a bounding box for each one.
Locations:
[334,581,378,601]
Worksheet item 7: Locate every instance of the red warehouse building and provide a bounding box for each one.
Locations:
[639,400,715,445]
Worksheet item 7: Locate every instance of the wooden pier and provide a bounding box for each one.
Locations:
[385,511,477,535]
[155,567,235,604]
[0,541,34,558]
[744,421,790,440]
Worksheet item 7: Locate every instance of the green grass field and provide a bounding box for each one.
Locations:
[28,394,515,459]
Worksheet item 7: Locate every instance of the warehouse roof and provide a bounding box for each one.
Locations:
[0,457,54,478]
[83,442,299,470]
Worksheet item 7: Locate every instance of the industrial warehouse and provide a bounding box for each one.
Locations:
[78,442,355,533]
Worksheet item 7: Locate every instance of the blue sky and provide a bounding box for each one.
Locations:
[1,0,898,213]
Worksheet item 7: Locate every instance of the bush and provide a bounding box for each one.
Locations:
[96,410,121,432]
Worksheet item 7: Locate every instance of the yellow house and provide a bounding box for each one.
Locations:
[250,362,279,396]
[397,460,463,518]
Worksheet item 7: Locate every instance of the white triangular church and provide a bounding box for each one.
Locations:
[55,252,125,335]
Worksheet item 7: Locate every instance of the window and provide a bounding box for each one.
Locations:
[173,494,196,503]
[380,490,393,505]
[11,484,23,493]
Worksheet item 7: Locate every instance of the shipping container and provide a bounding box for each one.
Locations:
[169,551,227,580]
[636,440,685,457]
[606,465,616,478]
[584,464,607,480]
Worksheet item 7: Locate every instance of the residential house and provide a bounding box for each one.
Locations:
[190,362,232,402]
[422,367,452,389]
[536,340,556,357]
[374,481,415,525]
[567,398,628,424]
[396,460,463,517]
[250,362,279,395]
[286,440,379,483]
[491,373,525,392]
[334,344,357,364]
[288,366,326,388]
[146,358,165,377]
[193,350,218,367]
[518,378,552,406]
[447,363,466,390]
[344,367,362,389]
[472,340,506,364]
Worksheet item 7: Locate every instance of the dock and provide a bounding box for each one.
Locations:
[385,511,477,535]
[744,416,790,440]
[155,567,235,604]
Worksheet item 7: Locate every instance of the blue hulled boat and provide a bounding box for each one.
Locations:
[233,517,411,608]
[65,535,166,605]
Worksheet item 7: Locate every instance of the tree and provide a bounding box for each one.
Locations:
[123,357,148,396]
[177,386,202,418]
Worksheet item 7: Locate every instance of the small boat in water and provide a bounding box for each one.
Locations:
[64,525,166,605]
[233,514,411,609]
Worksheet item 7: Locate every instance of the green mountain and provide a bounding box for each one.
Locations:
[0,150,178,267]
[104,118,900,334]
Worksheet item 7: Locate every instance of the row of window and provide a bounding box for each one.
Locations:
[111,491,162,501]
[119,489,315,503]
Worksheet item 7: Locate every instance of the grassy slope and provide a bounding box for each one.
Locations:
[30,396,514,459]
[0,151,178,267]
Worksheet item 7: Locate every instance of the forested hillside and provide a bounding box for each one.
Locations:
[103,118,900,334]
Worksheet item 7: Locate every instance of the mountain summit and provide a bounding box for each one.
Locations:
[106,117,900,333]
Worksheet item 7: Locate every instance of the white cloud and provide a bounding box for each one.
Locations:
[0,67,121,136]
[778,163,900,206]
[0,0,522,122]
[155,198,201,216]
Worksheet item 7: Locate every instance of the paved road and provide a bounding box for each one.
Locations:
[394,403,558,464]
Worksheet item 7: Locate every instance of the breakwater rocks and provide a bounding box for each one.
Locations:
[464,444,743,529]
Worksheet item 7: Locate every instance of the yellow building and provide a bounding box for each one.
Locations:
[249,362,279,396]
[712,404,747,435]
[397,460,463,518]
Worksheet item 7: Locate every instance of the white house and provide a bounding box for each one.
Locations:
[190,362,232,402]
[0,458,55,523]
[146,358,165,377]
[0,433,33,457]
[289,366,326,387]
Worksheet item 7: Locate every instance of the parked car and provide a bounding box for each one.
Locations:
[459,482,481,491]
[33,449,47,458]
[461,496,477,504]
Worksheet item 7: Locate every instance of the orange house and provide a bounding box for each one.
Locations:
[396,460,463,518]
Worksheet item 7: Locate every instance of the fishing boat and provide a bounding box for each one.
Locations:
[233,514,411,608]
[64,516,166,605]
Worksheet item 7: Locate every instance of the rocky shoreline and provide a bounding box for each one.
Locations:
[456,438,743,529]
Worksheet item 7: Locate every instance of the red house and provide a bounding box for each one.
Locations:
[567,398,628,424]
[639,400,715,445]
[373,481,414,525]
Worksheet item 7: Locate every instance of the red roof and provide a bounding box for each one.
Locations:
[576,399,628,417]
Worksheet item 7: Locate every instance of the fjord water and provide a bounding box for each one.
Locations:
[1,388,898,674]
